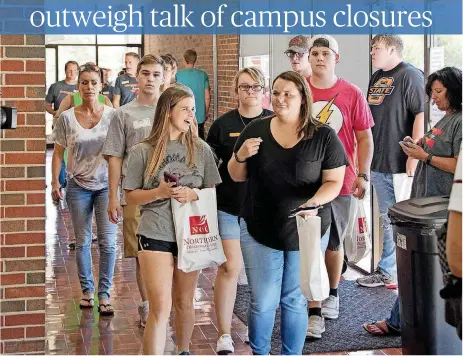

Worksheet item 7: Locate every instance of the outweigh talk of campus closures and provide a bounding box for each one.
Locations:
[29,4,433,33]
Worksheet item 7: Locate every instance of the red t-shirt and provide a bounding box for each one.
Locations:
[308,78,375,196]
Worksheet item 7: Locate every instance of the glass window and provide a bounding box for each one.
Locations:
[46,35,96,45]
[400,35,425,71]
[434,35,462,69]
[97,35,142,45]
[58,46,96,79]
[46,48,57,136]
[98,47,141,81]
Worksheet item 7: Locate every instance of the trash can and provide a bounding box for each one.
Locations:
[389,196,462,355]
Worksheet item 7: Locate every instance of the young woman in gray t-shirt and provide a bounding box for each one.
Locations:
[123,86,221,355]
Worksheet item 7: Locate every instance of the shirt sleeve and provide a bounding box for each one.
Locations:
[204,72,210,89]
[53,113,68,148]
[451,116,462,157]
[353,88,375,131]
[113,76,122,96]
[122,145,146,191]
[45,84,55,105]
[322,128,349,170]
[102,109,126,157]
[449,147,462,213]
[404,68,425,116]
[201,142,222,186]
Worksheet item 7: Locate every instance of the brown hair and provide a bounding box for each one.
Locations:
[371,35,404,57]
[136,54,165,75]
[272,71,322,139]
[125,52,140,60]
[183,49,197,65]
[165,54,178,68]
[65,60,79,72]
[142,86,199,182]
[233,67,266,93]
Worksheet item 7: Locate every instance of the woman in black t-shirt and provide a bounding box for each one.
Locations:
[228,71,347,355]
[206,67,273,354]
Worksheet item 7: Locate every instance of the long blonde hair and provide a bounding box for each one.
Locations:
[142,86,199,182]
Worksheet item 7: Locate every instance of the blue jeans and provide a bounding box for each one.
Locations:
[386,296,401,332]
[240,220,308,355]
[66,179,117,300]
[371,171,397,280]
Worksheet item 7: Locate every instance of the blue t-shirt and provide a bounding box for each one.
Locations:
[175,68,210,124]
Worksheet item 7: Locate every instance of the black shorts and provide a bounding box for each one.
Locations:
[137,235,178,257]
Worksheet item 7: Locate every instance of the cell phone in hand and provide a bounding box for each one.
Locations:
[400,141,413,148]
[164,171,179,186]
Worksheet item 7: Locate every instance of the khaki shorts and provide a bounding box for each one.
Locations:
[123,205,141,258]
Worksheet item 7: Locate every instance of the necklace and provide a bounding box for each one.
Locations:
[238,109,264,128]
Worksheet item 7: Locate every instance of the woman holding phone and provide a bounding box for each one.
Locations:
[123,86,221,355]
[228,71,348,355]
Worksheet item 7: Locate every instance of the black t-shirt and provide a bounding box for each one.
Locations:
[233,118,348,251]
[206,108,274,216]
[368,62,425,174]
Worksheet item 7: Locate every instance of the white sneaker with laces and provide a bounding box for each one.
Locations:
[216,334,234,355]
[307,315,325,339]
[322,295,339,319]
[138,301,149,328]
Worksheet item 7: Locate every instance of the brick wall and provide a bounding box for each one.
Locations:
[0,35,46,354]
[145,34,239,128]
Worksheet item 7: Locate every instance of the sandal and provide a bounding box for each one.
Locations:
[79,298,94,309]
[363,321,400,336]
[98,303,114,316]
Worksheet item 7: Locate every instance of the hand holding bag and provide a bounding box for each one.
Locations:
[171,188,227,272]
[297,215,330,301]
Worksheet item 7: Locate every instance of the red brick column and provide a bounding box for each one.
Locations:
[0,34,46,354]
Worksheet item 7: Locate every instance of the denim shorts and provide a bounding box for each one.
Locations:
[217,210,240,240]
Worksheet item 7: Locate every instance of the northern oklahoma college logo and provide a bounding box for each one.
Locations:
[368,77,395,105]
[189,216,210,235]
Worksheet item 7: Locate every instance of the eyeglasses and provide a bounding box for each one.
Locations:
[284,51,306,59]
[238,84,264,92]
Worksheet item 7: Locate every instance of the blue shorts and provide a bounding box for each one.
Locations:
[218,210,240,240]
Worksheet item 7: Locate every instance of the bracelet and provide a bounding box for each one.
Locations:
[426,153,433,165]
[234,152,246,163]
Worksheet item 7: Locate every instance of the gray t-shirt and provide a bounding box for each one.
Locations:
[411,111,462,198]
[114,74,138,106]
[123,140,222,242]
[46,80,78,110]
[53,106,115,191]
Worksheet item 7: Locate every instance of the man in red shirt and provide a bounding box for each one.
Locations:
[306,35,375,339]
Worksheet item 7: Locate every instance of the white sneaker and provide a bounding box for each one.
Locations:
[138,301,149,327]
[243,327,249,344]
[322,295,339,319]
[307,315,325,339]
[216,334,234,355]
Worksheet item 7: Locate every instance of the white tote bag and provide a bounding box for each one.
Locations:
[345,199,372,263]
[393,173,414,202]
[297,215,330,301]
[171,188,227,272]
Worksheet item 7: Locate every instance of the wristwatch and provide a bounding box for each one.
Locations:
[234,152,246,163]
[426,153,433,165]
[358,173,369,182]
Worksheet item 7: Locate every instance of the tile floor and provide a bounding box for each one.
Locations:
[44,151,402,355]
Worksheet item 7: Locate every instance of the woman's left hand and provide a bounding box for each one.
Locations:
[172,186,199,203]
[298,199,320,217]
[399,141,428,161]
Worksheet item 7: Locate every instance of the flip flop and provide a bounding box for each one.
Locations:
[79,298,94,309]
[98,303,114,316]
[363,321,400,336]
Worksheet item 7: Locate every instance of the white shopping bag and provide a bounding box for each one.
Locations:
[171,188,227,272]
[393,173,414,202]
[345,199,372,263]
[297,215,330,301]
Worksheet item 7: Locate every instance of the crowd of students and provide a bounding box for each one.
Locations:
[49,34,461,355]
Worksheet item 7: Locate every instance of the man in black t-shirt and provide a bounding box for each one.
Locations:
[357,35,425,288]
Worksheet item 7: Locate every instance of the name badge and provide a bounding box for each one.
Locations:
[133,119,151,130]
[229,133,240,137]
[122,80,129,85]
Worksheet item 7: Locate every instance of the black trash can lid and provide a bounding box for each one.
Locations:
[388,196,449,225]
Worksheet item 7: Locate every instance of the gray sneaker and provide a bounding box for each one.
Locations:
[307,315,325,339]
[356,270,397,288]
[322,295,339,319]
[138,301,149,327]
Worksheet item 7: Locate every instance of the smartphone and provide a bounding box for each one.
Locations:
[163,171,179,186]
[400,141,412,147]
